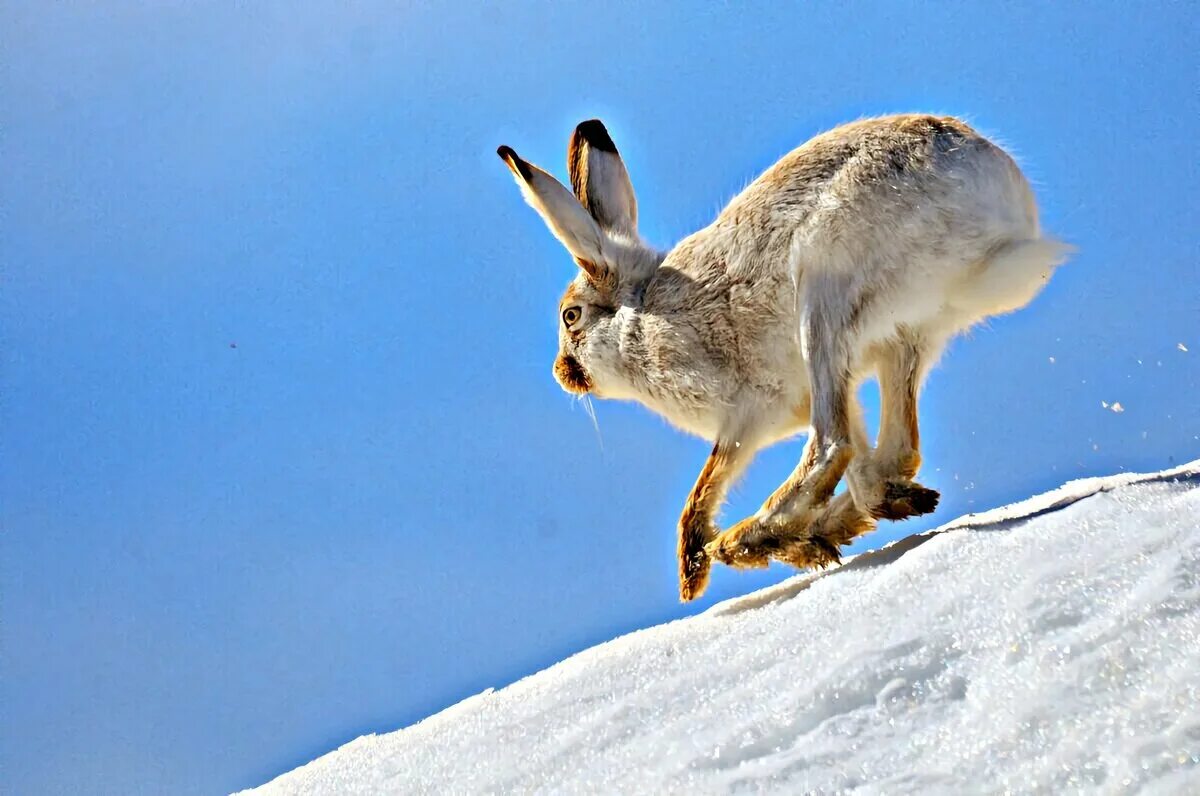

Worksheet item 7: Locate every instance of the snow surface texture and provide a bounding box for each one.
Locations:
[247,462,1200,795]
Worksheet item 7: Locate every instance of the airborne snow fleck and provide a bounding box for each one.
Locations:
[245,462,1200,796]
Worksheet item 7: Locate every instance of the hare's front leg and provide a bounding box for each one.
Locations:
[846,335,940,521]
[677,440,752,602]
[707,289,865,568]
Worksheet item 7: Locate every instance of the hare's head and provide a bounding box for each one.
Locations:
[498,120,659,397]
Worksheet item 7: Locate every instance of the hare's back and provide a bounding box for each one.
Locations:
[732,114,1037,245]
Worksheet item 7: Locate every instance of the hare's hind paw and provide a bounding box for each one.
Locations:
[709,523,841,572]
[706,513,831,571]
[808,492,877,547]
[773,534,843,571]
[770,492,876,570]
[871,479,940,521]
[704,516,774,569]
[706,502,862,573]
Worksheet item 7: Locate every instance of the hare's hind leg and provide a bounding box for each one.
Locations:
[705,431,847,570]
[707,282,866,569]
[847,333,940,521]
[719,333,942,571]
[774,337,940,566]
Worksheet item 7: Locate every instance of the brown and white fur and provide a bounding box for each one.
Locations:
[498,115,1070,602]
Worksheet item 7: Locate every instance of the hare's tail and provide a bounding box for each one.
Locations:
[951,237,1074,319]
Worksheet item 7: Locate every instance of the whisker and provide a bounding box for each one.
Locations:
[581,394,604,451]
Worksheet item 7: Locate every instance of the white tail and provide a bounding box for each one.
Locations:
[952,238,1075,318]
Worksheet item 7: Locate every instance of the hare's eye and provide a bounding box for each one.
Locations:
[562,307,582,327]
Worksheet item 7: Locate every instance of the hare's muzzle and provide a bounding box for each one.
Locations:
[553,353,593,395]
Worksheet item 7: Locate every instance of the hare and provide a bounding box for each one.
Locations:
[497,114,1070,602]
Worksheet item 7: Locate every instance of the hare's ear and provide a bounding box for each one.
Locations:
[497,145,607,280]
[568,120,638,238]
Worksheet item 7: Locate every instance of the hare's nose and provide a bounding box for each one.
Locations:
[553,353,592,395]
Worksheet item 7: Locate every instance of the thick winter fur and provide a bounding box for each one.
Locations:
[498,114,1070,602]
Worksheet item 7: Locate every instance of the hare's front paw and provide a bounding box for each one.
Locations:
[705,516,777,569]
[678,514,716,602]
[679,548,712,603]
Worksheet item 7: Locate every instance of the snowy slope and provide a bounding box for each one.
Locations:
[246,462,1200,795]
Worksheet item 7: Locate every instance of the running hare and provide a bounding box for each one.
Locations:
[497,114,1069,601]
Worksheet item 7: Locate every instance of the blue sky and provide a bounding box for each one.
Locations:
[2,3,1197,793]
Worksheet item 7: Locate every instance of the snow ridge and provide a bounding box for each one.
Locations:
[246,461,1200,795]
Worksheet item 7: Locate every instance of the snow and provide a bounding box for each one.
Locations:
[244,461,1200,795]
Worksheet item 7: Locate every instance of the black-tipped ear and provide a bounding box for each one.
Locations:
[497,145,533,182]
[567,120,638,237]
[574,120,618,154]
[496,141,608,270]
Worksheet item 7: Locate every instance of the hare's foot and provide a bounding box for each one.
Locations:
[770,533,843,571]
[848,457,939,523]
[807,492,877,548]
[770,503,877,571]
[713,493,877,571]
[678,512,716,602]
[870,479,939,521]
[705,509,843,572]
[679,547,712,603]
[704,515,779,569]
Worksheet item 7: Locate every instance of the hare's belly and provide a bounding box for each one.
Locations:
[648,391,809,445]
[640,394,725,440]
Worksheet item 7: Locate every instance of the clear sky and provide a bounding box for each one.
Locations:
[2,3,1197,793]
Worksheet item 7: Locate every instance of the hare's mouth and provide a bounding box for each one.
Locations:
[553,353,592,395]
